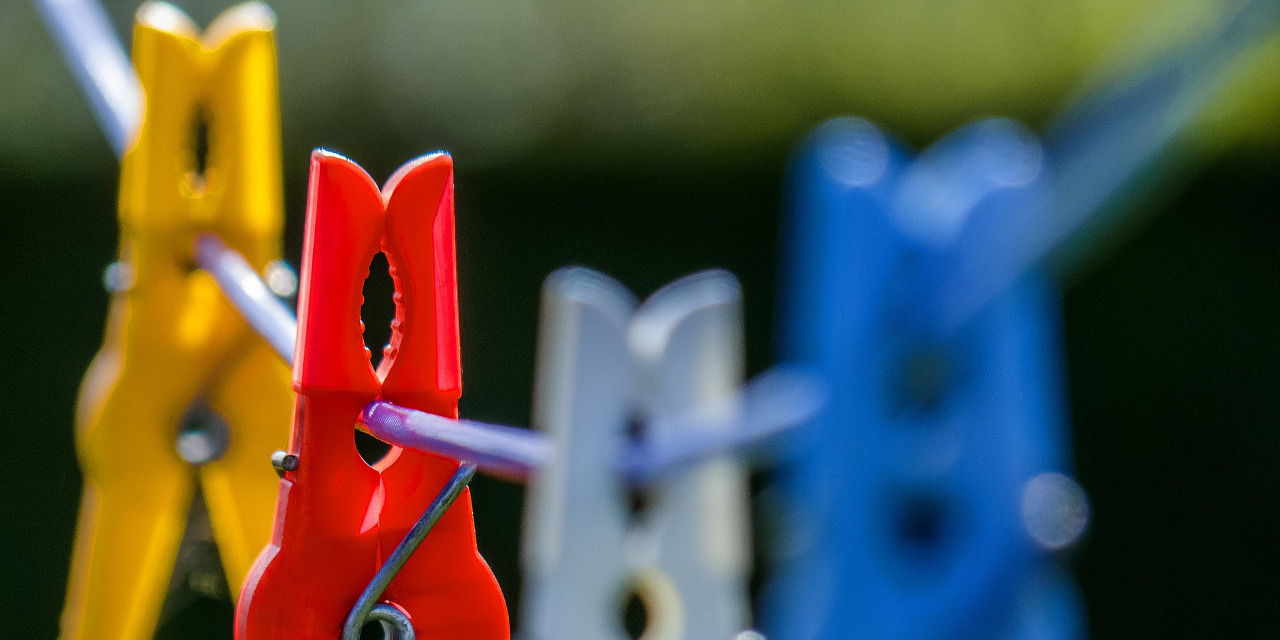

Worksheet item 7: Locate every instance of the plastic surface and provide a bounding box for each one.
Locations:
[236,150,509,639]
[761,118,1085,640]
[60,5,292,639]
[520,267,752,640]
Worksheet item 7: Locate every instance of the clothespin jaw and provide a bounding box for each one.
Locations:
[63,4,291,639]
[237,150,507,640]
[629,271,753,640]
[762,118,1085,640]
[522,268,636,640]
[521,267,752,640]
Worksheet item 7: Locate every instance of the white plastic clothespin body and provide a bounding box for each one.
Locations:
[521,267,753,640]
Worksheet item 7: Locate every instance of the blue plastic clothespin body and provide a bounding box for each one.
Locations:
[762,118,1086,640]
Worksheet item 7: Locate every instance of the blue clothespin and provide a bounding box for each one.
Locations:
[755,16,1280,633]
[761,117,1088,640]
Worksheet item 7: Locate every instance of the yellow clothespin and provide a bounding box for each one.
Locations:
[60,4,291,639]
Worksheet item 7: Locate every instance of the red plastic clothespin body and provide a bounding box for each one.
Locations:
[236,150,509,639]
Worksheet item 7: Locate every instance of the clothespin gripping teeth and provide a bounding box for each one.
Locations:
[62,5,292,640]
[522,267,754,640]
[237,150,509,640]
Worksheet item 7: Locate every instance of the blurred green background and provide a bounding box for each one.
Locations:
[2,0,1278,637]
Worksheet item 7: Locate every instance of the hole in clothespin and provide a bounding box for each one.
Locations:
[193,111,210,176]
[355,428,393,467]
[622,589,649,639]
[886,346,954,418]
[354,252,398,468]
[175,402,230,466]
[361,252,396,369]
[617,571,682,640]
[892,491,951,562]
[625,413,654,518]
[183,109,213,197]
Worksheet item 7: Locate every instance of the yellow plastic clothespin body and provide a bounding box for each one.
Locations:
[61,4,291,639]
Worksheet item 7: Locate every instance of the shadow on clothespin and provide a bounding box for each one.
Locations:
[237,150,509,640]
[59,4,294,639]
[522,267,769,640]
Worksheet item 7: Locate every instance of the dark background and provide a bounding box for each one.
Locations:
[2,1,1278,637]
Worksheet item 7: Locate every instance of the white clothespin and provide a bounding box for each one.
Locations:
[521,267,753,640]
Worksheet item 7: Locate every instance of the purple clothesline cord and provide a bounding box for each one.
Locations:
[195,231,820,482]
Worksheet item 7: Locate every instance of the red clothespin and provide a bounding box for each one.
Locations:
[236,150,509,639]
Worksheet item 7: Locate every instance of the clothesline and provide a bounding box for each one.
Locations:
[195,231,824,482]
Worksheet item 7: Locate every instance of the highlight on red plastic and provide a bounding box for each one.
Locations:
[236,150,509,639]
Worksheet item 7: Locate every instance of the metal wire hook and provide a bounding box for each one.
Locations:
[341,462,480,640]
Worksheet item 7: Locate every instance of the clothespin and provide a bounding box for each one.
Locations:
[61,4,292,639]
[762,118,1088,640]
[237,151,509,639]
[521,267,754,640]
